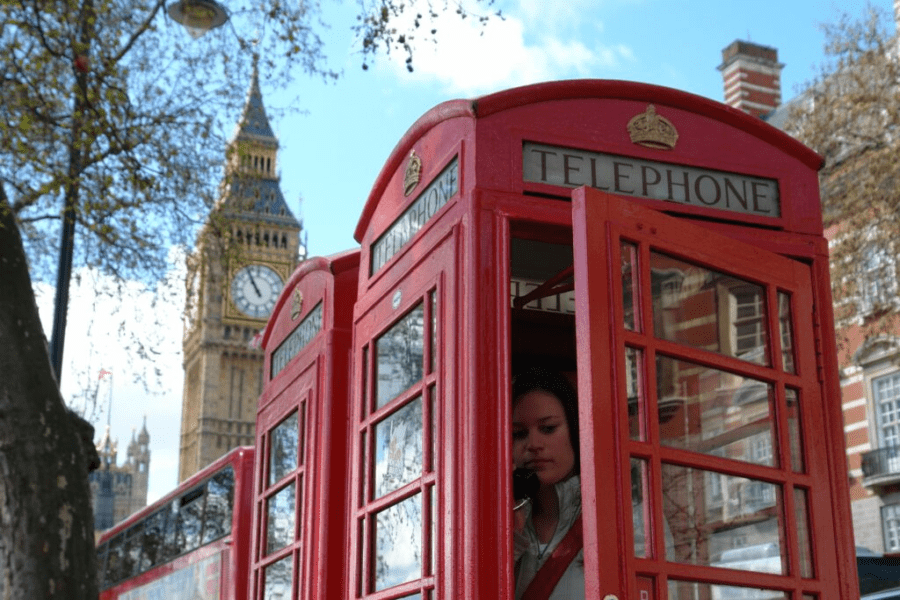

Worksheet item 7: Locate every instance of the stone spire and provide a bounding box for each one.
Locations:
[222,66,300,229]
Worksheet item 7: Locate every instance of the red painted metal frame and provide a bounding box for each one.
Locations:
[97,446,255,600]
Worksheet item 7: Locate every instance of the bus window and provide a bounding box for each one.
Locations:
[202,466,235,543]
[122,521,144,578]
[140,508,166,568]
[178,486,205,553]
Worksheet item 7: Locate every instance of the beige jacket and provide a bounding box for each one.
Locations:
[514,475,585,600]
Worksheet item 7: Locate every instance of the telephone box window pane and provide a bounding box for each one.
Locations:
[375,397,423,499]
[656,356,775,467]
[626,347,645,440]
[270,411,299,486]
[376,304,425,408]
[430,291,437,374]
[795,487,814,578]
[668,580,787,600]
[786,388,806,473]
[622,242,638,331]
[662,463,783,574]
[374,493,422,591]
[778,292,796,374]
[631,458,649,558]
[362,346,370,418]
[510,237,575,314]
[650,252,770,366]
[267,482,296,555]
[264,555,293,600]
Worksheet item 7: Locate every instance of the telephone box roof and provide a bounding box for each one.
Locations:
[354,79,824,243]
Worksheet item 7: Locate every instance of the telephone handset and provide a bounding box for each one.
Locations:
[513,467,539,509]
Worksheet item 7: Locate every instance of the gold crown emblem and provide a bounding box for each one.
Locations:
[291,288,303,321]
[627,105,678,150]
[404,150,422,197]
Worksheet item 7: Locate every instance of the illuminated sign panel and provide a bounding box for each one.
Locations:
[271,301,323,378]
[523,142,780,217]
[371,157,459,274]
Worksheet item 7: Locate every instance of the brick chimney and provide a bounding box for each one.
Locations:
[718,41,784,118]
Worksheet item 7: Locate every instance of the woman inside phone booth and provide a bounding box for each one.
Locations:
[512,367,584,600]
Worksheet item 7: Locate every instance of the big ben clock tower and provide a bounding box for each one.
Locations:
[178,68,302,481]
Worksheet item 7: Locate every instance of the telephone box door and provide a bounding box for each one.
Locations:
[573,188,846,600]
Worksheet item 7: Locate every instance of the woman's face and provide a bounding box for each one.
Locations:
[512,390,576,487]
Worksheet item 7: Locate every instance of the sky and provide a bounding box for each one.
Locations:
[34,0,879,505]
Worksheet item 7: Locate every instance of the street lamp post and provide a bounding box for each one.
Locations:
[47,0,229,384]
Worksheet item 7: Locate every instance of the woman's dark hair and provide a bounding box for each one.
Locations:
[512,367,580,474]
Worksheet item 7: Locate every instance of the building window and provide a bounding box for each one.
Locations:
[883,504,900,552]
[876,372,900,449]
[859,246,898,314]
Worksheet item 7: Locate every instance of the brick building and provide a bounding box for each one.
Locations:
[720,18,900,555]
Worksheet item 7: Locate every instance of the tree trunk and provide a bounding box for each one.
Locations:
[0,185,100,599]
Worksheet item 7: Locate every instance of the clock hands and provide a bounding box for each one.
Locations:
[247,268,263,298]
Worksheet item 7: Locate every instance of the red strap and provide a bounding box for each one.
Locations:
[521,514,583,600]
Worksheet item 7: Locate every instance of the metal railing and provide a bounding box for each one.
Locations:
[861,446,900,481]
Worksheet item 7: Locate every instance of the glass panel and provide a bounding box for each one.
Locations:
[161,502,179,560]
[264,555,294,600]
[795,487,814,578]
[299,402,307,467]
[203,467,235,543]
[141,509,166,568]
[375,397,424,498]
[786,388,805,473]
[376,304,425,408]
[651,252,770,366]
[122,523,143,578]
[430,290,437,374]
[778,292,796,374]
[267,482,296,555]
[357,518,367,598]
[662,464,782,574]
[178,487,205,553]
[360,430,368,507]
[656,356,776,466]
[427,386,435,473]
[627,347,644,440]
[430,487,436,575]
[104,535,123,586]
[622,241,638,331]
[632,458,649,558]
[362,346,369,418]
[510,237,575,314]
[270,411,299,486]
[374,493,423,591]
[668,580,788,600]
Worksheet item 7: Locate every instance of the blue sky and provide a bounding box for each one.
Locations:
[37,0,877,504]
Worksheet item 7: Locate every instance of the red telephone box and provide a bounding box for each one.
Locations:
[250,250,359,600]
[255,80,856,600]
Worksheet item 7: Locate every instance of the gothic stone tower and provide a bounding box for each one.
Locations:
[179,70,302,482]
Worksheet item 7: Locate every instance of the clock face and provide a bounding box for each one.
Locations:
[231,264,283,319]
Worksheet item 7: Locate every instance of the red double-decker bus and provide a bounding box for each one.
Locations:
[96,446,254,600]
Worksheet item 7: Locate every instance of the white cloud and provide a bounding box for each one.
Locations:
[372,0,636,96]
